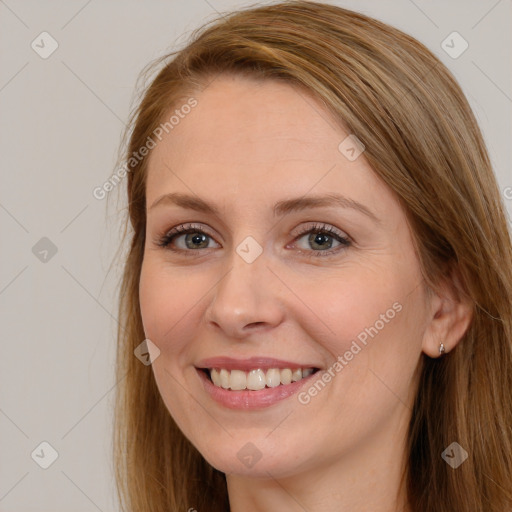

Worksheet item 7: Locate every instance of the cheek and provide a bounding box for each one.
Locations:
[292,275,421,432]
[138,260,207,429]
[290,268,405,354]
[290,266,423,404]
[139,259,205,348]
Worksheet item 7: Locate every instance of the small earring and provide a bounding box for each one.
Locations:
[439,342,446,356]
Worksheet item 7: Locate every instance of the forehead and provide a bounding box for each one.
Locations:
[163,76,340,156]
[145,75,390,214]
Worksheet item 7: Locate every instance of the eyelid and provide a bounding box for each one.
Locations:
[155,220,352,257]
[292,221,350,240]
[288,222,352,257]
[170,222,216,237]
[154,222,219,249]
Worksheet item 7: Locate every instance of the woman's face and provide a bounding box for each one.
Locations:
[139,74,432,478]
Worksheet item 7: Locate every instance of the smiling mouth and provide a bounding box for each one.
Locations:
[200,367,320,391]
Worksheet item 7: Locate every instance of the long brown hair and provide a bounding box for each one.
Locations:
[112,2,512,510]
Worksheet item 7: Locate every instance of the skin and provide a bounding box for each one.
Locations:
[139,74,473,512]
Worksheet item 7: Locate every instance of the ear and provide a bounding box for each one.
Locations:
[422,266,474,358]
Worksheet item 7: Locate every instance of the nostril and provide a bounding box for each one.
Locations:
[246,322,265,329]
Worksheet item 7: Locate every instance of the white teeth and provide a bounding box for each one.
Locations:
[207,367,316,390]
[247,369,266,390]
[291,368,303,382]
[219,369,230,389]
[211,368,221,387]
[280,368,292,385]
[266,368,281,388]
[230,370,247,390]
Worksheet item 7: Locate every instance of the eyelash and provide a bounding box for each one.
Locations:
[155,222,352,258]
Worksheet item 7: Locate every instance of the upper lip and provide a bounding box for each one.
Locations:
[195,356,321,371]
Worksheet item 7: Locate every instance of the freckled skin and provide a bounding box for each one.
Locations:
[138,75,446,512]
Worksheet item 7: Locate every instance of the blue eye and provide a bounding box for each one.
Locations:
[156,222,351,257]
[291,222,351,257]
[156,224,218,250]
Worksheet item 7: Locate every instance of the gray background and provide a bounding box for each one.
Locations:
[0,0,510,510]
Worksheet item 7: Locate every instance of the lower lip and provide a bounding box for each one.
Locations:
[196,368,318,410]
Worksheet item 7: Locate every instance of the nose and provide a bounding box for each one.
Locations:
[204,248,285,339]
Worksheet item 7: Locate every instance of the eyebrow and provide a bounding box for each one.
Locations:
[149,192,380,224]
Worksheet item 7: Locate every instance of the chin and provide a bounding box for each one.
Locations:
[196,436,313,479]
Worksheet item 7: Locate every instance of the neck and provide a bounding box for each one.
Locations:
[226,414,411,512]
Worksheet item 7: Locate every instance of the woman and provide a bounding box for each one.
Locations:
[112,1,512,511]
